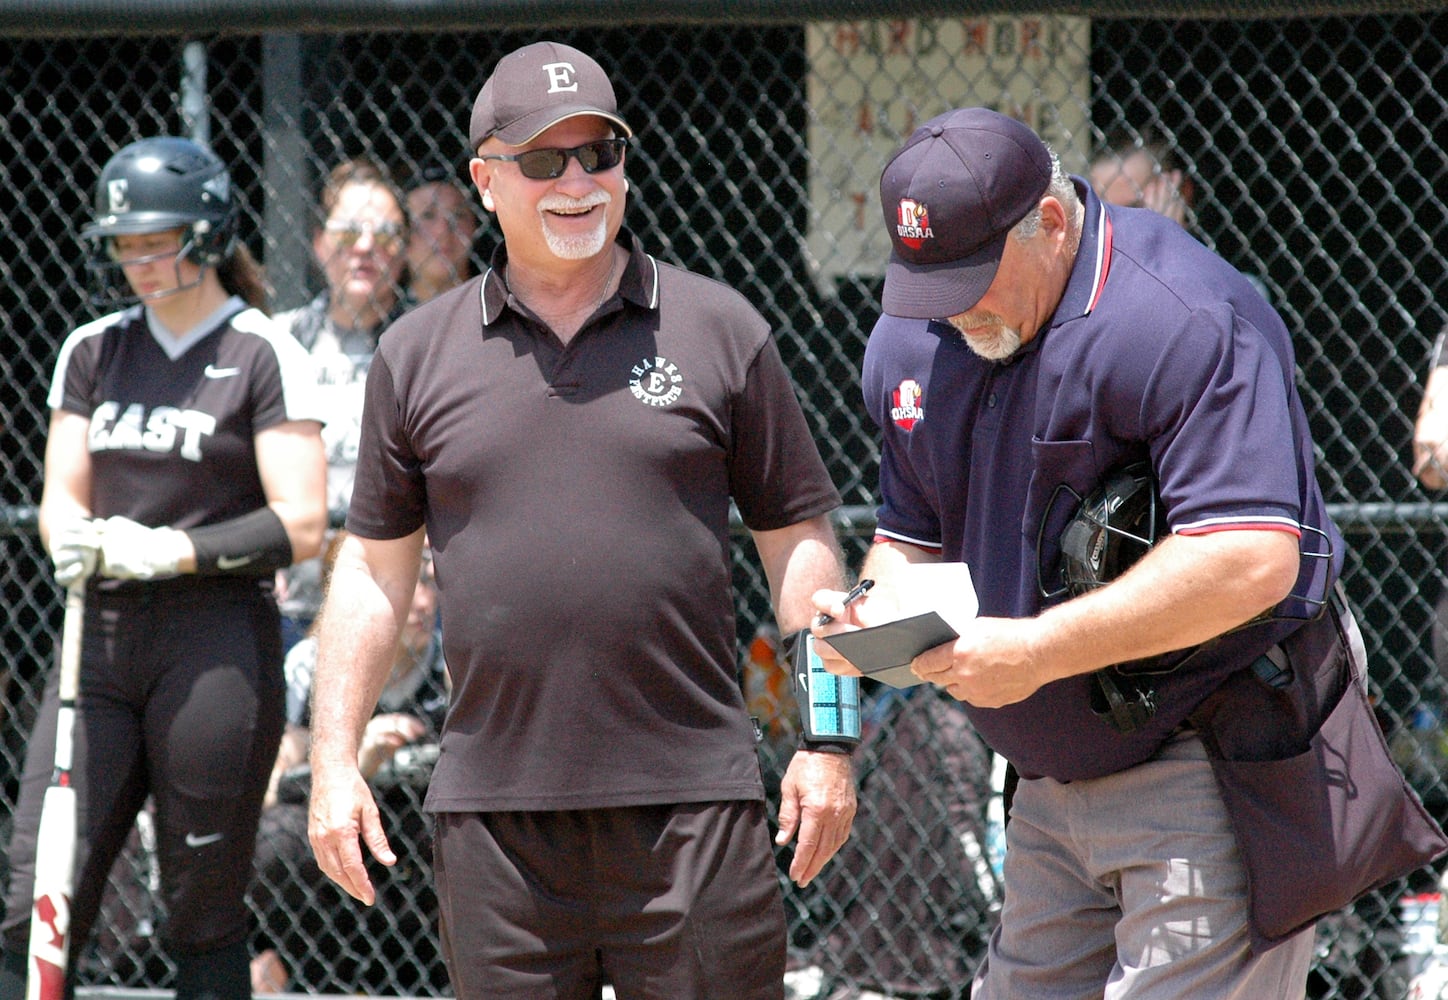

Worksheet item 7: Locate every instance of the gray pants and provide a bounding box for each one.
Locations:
[973,730,1314,1000]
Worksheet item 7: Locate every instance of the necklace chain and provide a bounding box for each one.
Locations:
[500,249,616,327]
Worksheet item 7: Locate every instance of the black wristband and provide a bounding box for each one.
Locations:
[797,736,855,755]
[186,507,293,576]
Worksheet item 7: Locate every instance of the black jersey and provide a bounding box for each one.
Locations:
[49,297,324,531]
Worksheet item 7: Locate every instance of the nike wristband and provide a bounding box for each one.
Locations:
[186,507,293,576]
[788,629,861,752]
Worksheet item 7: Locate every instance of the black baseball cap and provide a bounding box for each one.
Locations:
[469,41,633,151]
[879,108,1052,319]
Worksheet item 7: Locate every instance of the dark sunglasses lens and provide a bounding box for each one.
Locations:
[517,148,568,180]
[514,141,623,179]
[577,141,623,173]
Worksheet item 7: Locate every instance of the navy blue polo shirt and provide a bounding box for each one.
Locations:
[863,181,1343,780]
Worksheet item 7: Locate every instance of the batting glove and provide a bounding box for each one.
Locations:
[97,516,191,580]
[48,517,102,588]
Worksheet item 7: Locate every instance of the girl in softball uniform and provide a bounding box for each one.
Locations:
[0,136,326,1000]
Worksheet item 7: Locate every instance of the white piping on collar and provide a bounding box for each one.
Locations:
[1084,201,1111,316]
[481,253,659,320]
[645,254,659,309]
[480,267,496,325]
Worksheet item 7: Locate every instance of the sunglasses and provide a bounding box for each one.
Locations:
[324,219,405,255]
[478,138,627,181]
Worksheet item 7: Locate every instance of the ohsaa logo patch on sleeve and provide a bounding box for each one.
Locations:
[890,379,925,431]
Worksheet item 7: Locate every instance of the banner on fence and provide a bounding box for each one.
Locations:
[805,16,1091,297]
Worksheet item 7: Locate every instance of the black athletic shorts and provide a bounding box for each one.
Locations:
[433,800,786,1000]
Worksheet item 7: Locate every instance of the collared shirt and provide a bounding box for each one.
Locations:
[347,229,841,811]
[863,180,1343,780]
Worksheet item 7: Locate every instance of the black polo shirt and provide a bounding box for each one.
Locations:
[349,230,840,811]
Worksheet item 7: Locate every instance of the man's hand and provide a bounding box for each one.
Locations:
[809,584,893,677]
[775,749,855,887]
[1141,170,1189,226]
[307,758,395,905]
[357,713,427,779]
[1415,398,1448,490]
[48,517,101,587]
[911,616,1046,708]
[97,516,191,579]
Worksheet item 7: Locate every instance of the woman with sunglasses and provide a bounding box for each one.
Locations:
[272,158,410,650]
[0,135,327,1000]
[305,41,854,1000]
[274,157,409,520]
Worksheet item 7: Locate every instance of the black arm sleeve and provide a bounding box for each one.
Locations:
[185,507,294,576]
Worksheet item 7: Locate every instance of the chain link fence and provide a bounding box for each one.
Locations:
[2,6,1447,998]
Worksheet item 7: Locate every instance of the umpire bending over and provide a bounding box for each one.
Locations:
[811,108,1444,998]
[306,41,855,1000]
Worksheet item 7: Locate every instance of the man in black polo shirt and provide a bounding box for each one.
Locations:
[305,41,855,1000]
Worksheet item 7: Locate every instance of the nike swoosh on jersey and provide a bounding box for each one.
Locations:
[204,364,242,379]
[216,553,255,570]
[185,831,225,848]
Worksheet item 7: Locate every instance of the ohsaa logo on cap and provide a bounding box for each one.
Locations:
[895,199,933,250]
[890,379,925,431]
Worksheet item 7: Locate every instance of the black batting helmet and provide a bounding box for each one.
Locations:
[82,137,236,284]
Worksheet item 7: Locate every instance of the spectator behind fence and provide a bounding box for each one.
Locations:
[250,534,448,995]
[1089,127,1272,306]
[0,136,326,1000]
[273,158,409,650]
[811,107,1445,998]
[1088,129,1195,228]
[1414,327,1448,494]
[1407,324,1448,956]
[403,161,479,303]
[305,40,856,1000]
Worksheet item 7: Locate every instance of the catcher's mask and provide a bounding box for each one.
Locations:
[1058,462,1162,597]
[1038,461,1338,734]
[1050,462,1167,734]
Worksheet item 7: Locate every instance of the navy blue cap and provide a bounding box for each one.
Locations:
[880,108,1052,319]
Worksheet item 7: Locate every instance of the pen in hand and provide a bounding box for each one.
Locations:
[814,578,875,626]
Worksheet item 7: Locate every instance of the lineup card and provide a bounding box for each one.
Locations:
[801,632,861,741]
[823,611,960,689]
[819,562,975,689]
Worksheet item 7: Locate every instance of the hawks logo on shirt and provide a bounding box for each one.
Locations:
[629,355,684,407]
[895,199,932,249]
[890,379,925,431]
